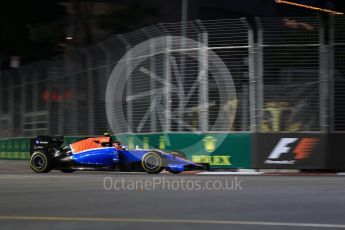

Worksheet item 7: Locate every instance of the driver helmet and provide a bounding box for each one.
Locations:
[113,141,123,150]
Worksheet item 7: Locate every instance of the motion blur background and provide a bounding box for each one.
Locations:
[0,0,344,138]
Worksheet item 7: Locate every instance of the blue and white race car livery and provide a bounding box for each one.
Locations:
[29,135,207,174]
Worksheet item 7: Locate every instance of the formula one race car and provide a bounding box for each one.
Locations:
[29,135,207,174]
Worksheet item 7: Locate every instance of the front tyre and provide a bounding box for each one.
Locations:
[29,152,52,173]
[141,152,164,174]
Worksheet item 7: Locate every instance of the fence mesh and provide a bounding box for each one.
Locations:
[0,16,344,138]
[333,17,345,131]
[259,17,321,132]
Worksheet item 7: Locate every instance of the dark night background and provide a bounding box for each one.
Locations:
[0,0,344,69]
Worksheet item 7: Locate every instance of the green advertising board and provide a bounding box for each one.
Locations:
[114,133,251,169]
[0,133,252,168]
[0,138,30,160]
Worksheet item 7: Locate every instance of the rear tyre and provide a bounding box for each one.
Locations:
[141,151,164,174]
[60,169,76,173]
[30,151,53,173]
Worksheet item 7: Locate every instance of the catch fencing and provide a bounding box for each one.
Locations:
[0,16,344,138]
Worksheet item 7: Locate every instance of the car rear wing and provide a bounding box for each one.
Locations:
[29,136,64,156]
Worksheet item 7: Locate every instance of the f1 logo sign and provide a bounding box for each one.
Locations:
[266,138,319,163]
[268,138,298,159]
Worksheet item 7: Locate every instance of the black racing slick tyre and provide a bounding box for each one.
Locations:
[141,151,164,174]
[29,151,53,173]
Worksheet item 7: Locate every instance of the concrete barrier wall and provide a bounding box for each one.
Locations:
[0,138,30,160]
[2,133,344,170]
[252,133,345,170]
[252,133,326,169]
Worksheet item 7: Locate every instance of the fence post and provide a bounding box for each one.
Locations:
[248,19,262,133]
[199,32,209,133]
[150,38,157,132]
[7,73,14,137]
[30,67,39,136]
[319,17,332,133]
[164,35,172,132]
[97,43,113,79]
[141,28,157,133]
[80,49,95,135]
[60,61,67,135]
[196,20,209,133]
[256,19,264,132]
[0,72,2,134]
[97,43,113,133]
[71,57,78,135]
[19,69,25,137]
[328,16,335,132]
[46,61,55,135]
[178,28,187,132]
[0,73,4,137]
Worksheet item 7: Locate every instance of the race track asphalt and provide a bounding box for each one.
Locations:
[0,160,345,230]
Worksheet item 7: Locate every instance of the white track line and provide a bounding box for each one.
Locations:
[336,173,345,176]
[0,216,344,228]
[197,172,264,175]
